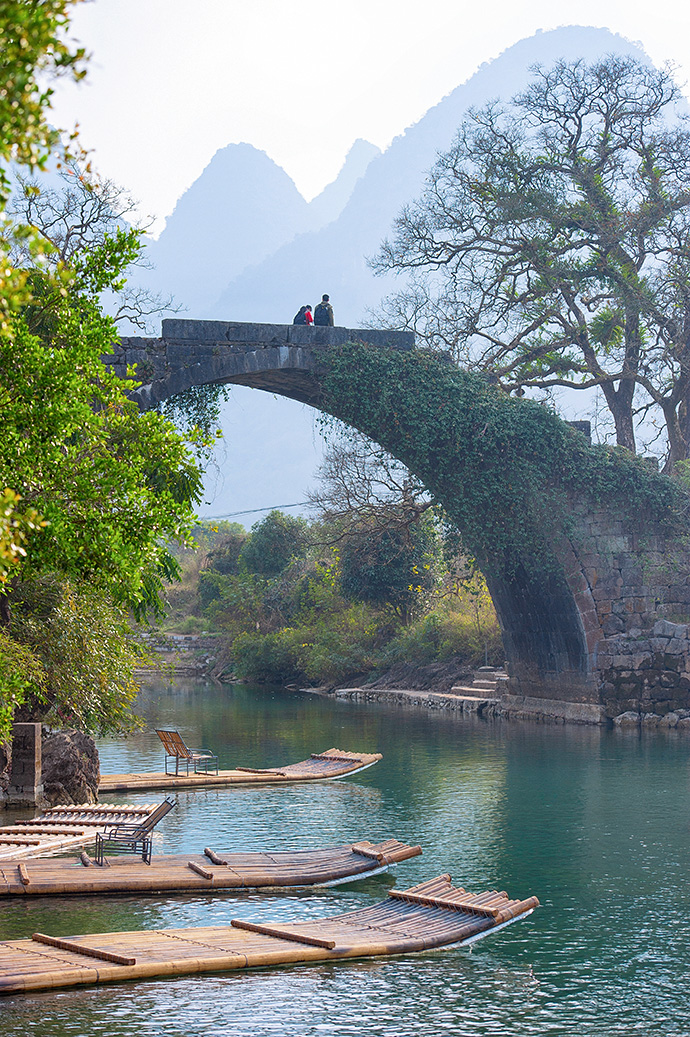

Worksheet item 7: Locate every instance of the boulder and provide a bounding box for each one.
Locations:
[41,729,100,805]
[612,711,640,726]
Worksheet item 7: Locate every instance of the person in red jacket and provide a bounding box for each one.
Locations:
[305,304,314,325]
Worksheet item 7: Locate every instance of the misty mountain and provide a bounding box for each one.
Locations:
[304,138,381,231]
[210,26,650,328]
[136,139,380,320]
[135,143,309,316]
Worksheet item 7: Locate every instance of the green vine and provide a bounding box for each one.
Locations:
[317,344,687,580]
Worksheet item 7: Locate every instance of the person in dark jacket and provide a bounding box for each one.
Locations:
[293,305,308,325]
[313,294,334,326]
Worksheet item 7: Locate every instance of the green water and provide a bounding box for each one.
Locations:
[1,679,689,1036]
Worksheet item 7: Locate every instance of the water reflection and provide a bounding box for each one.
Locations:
[1,677,689,1035]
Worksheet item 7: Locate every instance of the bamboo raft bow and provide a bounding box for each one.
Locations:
[0,875,539,995]
[99,748,382,793]
[0,839,422,898]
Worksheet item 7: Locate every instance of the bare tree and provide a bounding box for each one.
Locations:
[307,430,433,545]
[373,56,690,470]
[9,164,182,332]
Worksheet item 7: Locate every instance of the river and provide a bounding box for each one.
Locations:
[1,678,689,1036]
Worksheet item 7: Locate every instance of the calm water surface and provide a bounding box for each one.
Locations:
[1,679,689,1036]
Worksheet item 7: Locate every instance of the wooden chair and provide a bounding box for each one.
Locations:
[155,729,219,775]
[94,797,175,866]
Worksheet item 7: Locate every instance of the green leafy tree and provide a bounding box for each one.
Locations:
[374,56,690,469]
[205,529,247,575]
[0,628,45,738]
[9,163,183,332]
[0,1,86,203]
[0,236,204,737]
[0,236,203,621]
[0,2,208,739]
[0,1,87,573]
[339,512,441,623]
[10,577,142,734]
[0,489,46,586]
[239,510,310,578]
[0,0,87,311]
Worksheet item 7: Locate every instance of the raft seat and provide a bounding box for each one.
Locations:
[94,798,175,866]
[155,730,219,775]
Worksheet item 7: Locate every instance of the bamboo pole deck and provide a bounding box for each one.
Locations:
[0,804,161,862]
[0,839,422,897]
[0,875,539,996]
[99,748,382,793]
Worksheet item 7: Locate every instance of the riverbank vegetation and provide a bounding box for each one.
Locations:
[163,436,503,687]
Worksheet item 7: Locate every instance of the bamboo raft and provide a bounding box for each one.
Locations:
[0,875,539,995]
[0,804,161,862]
[0,839,422,897]
[99,748,382,793]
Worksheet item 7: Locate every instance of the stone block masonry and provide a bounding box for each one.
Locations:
[108,321,415,410]
[7,723,43,807]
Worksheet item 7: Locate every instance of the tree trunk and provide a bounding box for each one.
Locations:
[662,399,690,473]
[600,379,637,453]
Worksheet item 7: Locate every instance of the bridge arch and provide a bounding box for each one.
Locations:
[109,319,690,722]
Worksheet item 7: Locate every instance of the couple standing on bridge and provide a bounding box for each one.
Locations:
[293,294,334,327]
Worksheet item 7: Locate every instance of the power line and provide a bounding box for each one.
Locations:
[198,502,309,520]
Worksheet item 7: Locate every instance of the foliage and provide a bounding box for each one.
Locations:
[188,520,246,553]
[239,510,310,577]
[201,570,274,635]
[0,1,86,209]
[231,602,386,686]
[171,499,502,687]
[0,628,45,741]
[0,240,203,621]
[161,384,230,450]
[317,343,686,580]
[205,528,247,575]
[339,511,441,622]
[0,488,46,586]
[307,430,432,533]
[10,577,144,735]
[9,164,181,332]
[374,56,690,469]
[0,0,206,738]
[382,593,503,668]
[0,0,86,319]
[232,628,306,684]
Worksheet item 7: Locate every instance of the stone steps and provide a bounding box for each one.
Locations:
[449,686,499,701]
[450,668,507,700]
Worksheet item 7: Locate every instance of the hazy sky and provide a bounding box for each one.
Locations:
[50,0,690,235]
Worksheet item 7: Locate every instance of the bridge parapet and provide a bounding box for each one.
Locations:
[160,319,414,351]
[106,319,414,409]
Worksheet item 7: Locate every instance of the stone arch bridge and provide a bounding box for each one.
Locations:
[106,319,690,725]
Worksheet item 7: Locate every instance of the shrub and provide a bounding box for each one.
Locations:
[384,604,503,668]
[232,628,305,684]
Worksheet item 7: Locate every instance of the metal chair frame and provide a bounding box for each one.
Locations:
[94,797,175,866]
